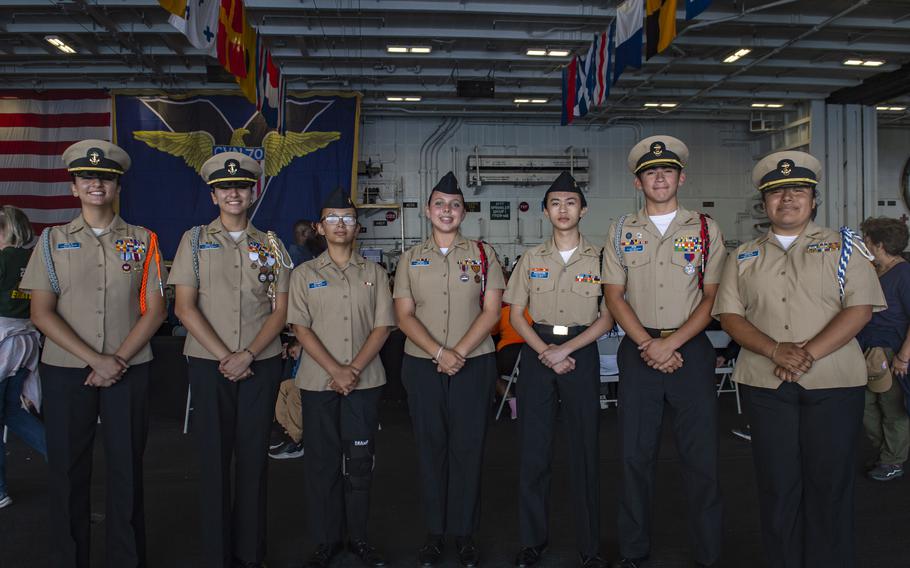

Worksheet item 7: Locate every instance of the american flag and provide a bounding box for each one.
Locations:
[0,90,111,234]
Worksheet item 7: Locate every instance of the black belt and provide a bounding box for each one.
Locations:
[643,327,678,339]
[533,322,587,337]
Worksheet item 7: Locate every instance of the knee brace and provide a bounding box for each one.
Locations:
[343,439,374,492]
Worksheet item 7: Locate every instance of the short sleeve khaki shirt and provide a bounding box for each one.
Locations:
[287,252,395,391]
[503,235,604,326]
[19,215,168,368]
[602,206,727,329]
[167,218,290,361]
[712,222,886,390]
[394,233,505,359]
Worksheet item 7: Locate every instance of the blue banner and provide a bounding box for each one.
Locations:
[686,0,712,20]
[114,91,360,258]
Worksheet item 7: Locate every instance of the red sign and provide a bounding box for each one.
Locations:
[385,210,397,222]
[518,201,530,212]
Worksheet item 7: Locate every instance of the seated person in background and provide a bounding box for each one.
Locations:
[288,219,326,267]
[492,300,532,398]
[270,339,305,459]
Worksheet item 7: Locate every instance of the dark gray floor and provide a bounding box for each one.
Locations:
[1,394,908,568]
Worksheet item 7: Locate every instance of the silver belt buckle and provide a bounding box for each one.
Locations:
[553,325,569,336]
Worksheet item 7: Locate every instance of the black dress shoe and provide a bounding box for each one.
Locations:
[418,535,445,567]
[613,557,647,568]
[515,542,547,567]
[579,554,607,568]
[304,542,343,568]
[455,537,479,567]
[348,540,386,567]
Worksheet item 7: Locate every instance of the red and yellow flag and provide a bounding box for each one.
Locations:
[216,0,257,102]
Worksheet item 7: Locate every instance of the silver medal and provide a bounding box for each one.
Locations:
[684,263,696,275]
[460,273,470,282]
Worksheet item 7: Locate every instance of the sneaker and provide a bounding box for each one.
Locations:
[304,542,342,568]
[455,536,479,567]
[868,463,904,481]
[270,427,289,450]
[731,425,751,442]
[0,494,11,509]
[269,440,305,460]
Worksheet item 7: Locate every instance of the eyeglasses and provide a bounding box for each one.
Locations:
[321,214,358,226]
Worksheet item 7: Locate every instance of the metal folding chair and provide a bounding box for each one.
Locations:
[495,352,521,421]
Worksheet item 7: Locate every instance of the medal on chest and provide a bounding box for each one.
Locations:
[115,238,145,273]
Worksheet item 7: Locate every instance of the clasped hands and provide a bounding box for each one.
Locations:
[771,341,814,383]
[639,338,684,373]
[86,353,130,387]
[327,364,361,395]
[219,350,255,382]
[539,344,576,375]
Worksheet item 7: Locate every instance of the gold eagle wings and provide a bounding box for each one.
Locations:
[132,128,341,177]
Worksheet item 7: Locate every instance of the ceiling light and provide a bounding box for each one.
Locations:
[723,48,751,63]
[45,36,76,54]
[751,103,768,108]
[404,96,422,102]
[892,106,907,111]
[386,45,432,54]
[531,98,548,104]
[386,96,404,102]
[643,102,660,108]
[659,103,677,108]
[526,49,548,56]
[843,58,886,67]
[766,103,784,108]
[513,98,530,104]
[877,106,907,112]
[547,49,570,57]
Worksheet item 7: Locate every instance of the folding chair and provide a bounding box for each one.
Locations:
[707,330,742,415]
[495,352,521,421]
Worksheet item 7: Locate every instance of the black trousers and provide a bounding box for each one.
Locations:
[41,362,150,568]
[616,331,722,565]
[517,332,601,556]
[401,353,496,537]
[301,386,383,545]
[742,383,864,568]
[187,356,282,568]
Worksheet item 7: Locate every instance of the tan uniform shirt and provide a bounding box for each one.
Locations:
[20,215,167,368]
[602,206,727,329]
[167,218,290,361]
[394,233,505,359]
[287,252,395,391]
[712,222,886,389]
[503,235,604,326]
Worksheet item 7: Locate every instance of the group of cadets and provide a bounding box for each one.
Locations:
[16,134,883,568]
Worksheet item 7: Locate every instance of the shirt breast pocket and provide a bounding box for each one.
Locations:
[669,253,699,287]
[530,274,556,294]
[571,279,598,298]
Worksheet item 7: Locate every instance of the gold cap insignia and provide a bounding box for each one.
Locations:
[779,160,793,176]
[87,148,102,166]
[226,159,239,175]
[651,142,664,156]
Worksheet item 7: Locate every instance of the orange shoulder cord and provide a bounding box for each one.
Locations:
[139,230,164,316]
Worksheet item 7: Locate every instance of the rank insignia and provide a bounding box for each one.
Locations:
[575,273,601,284]
[530,268,550,279]
[308,280,328,289]
[673,237,702,252]
[410,259,430,266]
[807,242,840,253]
